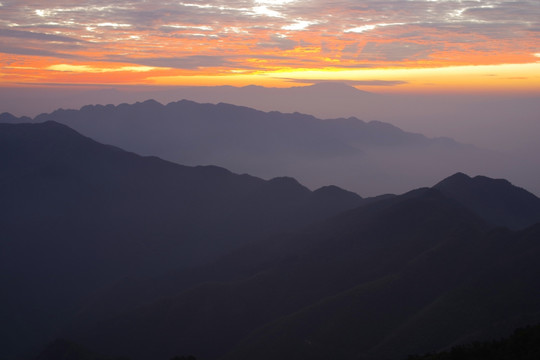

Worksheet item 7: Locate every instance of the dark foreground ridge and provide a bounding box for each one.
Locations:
[1,122,540,360]
[0,121,362,360]
[36,323,540,360]
[407,323,540,360]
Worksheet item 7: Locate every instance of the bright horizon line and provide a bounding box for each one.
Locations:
[2,61,540,94]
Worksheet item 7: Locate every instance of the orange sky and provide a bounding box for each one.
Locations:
[1,0,539,92]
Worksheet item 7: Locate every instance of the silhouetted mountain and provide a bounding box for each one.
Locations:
[434,172,540,229]
[0,121,363,360]
[4,120,540,360]
[68,180,540,360]
[2,98,498,196]
[69,171,540,340]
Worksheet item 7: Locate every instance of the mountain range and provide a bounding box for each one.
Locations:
[2,82,538,155]
[0,98,505,196]
[1,121,540,360]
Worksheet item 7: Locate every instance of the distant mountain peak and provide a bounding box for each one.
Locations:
[435,172,518,190]
[0,112,32,123]
[437,172,472,185]
[313,185,363,203]
[304,82,372,94]
[268,176,304,187]
[140,98,162,106]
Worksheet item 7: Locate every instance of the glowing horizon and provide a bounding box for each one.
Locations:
[1,0,539,92]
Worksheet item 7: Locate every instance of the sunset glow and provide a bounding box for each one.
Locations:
[1,0,539,92]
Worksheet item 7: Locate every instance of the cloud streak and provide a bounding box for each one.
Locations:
[284,79,408,86]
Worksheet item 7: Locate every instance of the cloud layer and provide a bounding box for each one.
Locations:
[0,0,538,87]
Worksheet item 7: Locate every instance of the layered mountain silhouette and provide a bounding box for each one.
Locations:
[1,99,501,196]
[68,187,540,360]
[0,121,362,359]
[2,121,540,360]
[2,83,539,195]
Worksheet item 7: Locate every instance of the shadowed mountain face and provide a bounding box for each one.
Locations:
[3,121,540,360]
[68,185,540,360]
[69,188,486,360]
[221,224,540,360]
[0,121,363,360]
[3,99,502,196]
[407,322,540,360]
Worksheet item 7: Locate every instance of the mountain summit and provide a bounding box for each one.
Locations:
[434,172,540,229]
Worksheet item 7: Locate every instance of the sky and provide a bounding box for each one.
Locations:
[1,0,539,92]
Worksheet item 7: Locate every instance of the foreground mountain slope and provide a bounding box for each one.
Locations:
[365,223,540,360]
[33,339,111,360]
[74,172,540,338]
[0,121,363,360]
[407,322,540,360]
[223,223,540,360]
[1,121,362,266]
[72,188,489,360]
[222,184,540,359]
[2,99,500,195]
[69,176,540,360]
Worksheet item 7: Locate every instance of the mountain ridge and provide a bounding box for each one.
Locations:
[1,98,500,196]
[0,121,364,360]
[61,174,540,360]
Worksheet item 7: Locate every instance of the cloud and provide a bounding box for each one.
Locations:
[257,34,298,50]
[342,43,359,53]
[0,28,82,42]
[360,42,438,62]
[285,78,408,86]
[0,0,538,78]
[282,19,317,31]
[47,64,156,73]
[463,3,540,23]
[104,55,235,70]
[0,45,77,58]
